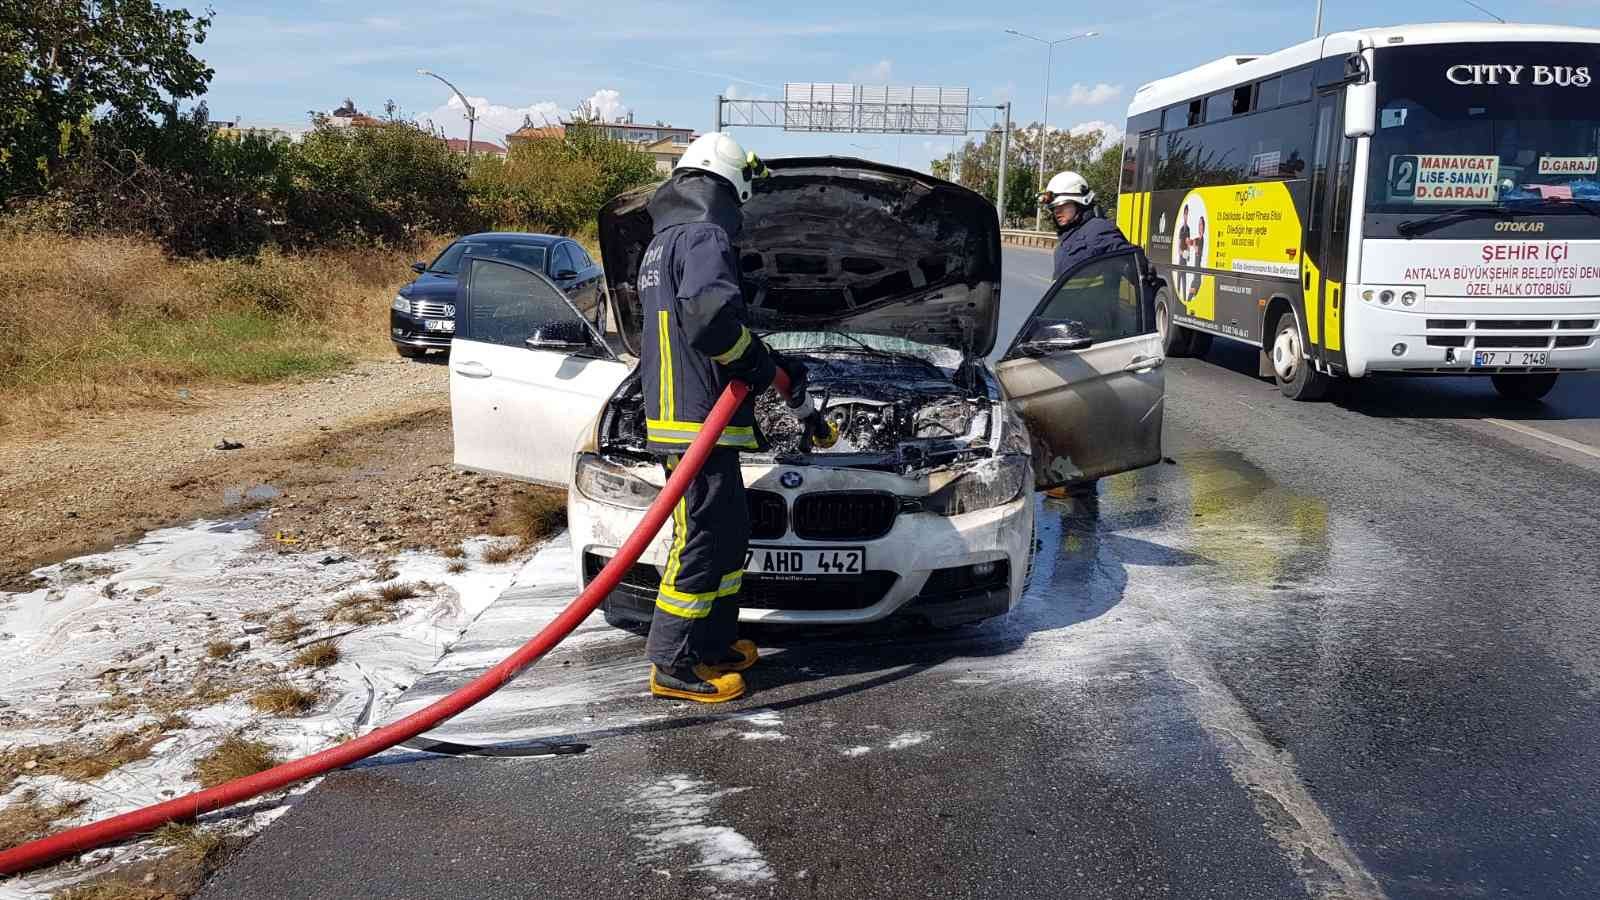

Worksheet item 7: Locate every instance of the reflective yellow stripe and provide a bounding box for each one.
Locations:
[718,569,743,597]
[710,326,752,364]
[661,496,687,591]
[655,591,714,619]
[646,419,758,449]
[657,310,674,422]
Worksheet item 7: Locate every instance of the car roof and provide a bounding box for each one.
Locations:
[454,232,565,246]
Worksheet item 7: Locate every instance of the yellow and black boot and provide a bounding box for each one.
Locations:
[650,664,745,703]
[704,639,759,674]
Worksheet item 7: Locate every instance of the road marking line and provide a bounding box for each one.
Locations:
[1483,418,1600,461]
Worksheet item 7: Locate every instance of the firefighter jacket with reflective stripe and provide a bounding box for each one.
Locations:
[1053,208,1135,278]
[640,173,774,454]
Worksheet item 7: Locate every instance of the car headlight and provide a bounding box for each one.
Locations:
[924,455,1029,516]
[575,453,659,510]
[391,294,411,314]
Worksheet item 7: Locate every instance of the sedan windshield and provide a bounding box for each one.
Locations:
[428,241,547,275]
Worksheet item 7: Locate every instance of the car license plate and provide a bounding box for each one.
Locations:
[424,319,455,332]
[744,546,864,576]
[1472,349,1547,367]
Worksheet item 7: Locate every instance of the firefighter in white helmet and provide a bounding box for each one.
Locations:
[636,131,805,702]
[1040,170,1134,278]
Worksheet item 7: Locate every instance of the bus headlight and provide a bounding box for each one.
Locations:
[1400,290,1417,307]
[1379,290,1395,305]
[575,453,659,509]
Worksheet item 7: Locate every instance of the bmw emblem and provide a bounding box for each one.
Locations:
[779,471,803,489]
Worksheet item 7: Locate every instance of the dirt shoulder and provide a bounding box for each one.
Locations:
[0,355,558,588]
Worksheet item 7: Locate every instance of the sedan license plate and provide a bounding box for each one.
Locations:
[744,546,864,576]
[424,319,455,332]
[1472,349,1546,367]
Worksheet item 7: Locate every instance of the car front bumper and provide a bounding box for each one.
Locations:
[390,309,455,350]
[567,461,1034,628]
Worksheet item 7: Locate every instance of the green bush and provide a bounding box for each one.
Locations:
[468,123,657,234]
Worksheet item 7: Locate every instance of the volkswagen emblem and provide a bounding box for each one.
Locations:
[779,471,803,489]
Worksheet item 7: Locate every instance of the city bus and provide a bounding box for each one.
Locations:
[1116,23,1600,401]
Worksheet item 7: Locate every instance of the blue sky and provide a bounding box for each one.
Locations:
[201,0,1597,172]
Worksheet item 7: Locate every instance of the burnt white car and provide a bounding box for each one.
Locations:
[448,159,1164,629]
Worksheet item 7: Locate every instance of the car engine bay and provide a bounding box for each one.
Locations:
[599,349,1001,474]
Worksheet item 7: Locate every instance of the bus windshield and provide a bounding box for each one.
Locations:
[1366,42,1600,235]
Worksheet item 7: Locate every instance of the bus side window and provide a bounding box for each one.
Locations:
[1187,99,1203,127]
[1280,67,1314,104]
[1310,104,1334,230]
[1162,105,1186,132]
[1333,136,1353,235]
[1256,77,1281,110]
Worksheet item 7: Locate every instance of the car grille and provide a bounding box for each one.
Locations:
[413,300,453,318]
[582,552,896,611]
[747,489,786,540]
[791,492,898,541]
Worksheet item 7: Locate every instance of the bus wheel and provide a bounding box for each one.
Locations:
[1271,312,1330,401]
[1156,291,1195,357]
[1490,373,1559,403]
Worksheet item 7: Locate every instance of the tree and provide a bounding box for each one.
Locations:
[933,124,1123,228]
[468,125,656,234]
[0,0,214,198]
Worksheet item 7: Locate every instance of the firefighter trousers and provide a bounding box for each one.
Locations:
[645,449,748,671]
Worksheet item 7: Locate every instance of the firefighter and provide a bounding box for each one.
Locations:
[1041,170,1135,278]
[639,132,803,703]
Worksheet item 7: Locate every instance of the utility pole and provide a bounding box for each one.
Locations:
[1006,29,1099,230]
[417,68,478,162]
[714,95,724,132]
[1314,0,1324,36]
[996,102,1011,225]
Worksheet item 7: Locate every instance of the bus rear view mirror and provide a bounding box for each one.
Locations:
[1345,81,1377,138]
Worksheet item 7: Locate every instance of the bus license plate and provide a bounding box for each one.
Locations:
[744,546,864,576]
[1472,350,1547,368]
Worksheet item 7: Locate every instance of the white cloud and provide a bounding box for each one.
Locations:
[1068,120,1125,148]
[850,59,893,83]
[1066,82,1124,106]
[416,88,631,143]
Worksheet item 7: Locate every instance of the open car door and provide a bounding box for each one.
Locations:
[996,250,1164,490]
[450,257,631,487]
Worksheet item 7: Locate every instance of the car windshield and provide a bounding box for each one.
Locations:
[763,330,962,370]
[428,241,547,275]
[1366,42,1600,236]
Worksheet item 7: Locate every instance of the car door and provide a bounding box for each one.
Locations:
[995,250,1165,489]
[450,257,631,487]
[550,242,583,299]
[568,242,604,314]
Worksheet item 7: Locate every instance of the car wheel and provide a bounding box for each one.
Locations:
[1155,289,1196,357]
[1270,311,1330,401]
[395,344,427,360]
[1491,373,1559,403]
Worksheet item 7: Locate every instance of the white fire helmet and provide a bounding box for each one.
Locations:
[674,132,768,203]
[1039,170,1095,209]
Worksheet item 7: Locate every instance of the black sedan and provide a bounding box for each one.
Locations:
[390,232,604,358]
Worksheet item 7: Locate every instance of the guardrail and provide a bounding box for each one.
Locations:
[1000,228,1055,250]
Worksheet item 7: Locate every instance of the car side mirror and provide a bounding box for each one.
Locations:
[1015,319,1094,357]
[525,320,597,352]
[410,262,427,274]
[554,268,578,280]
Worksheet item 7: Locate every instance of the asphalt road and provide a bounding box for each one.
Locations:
[202,245,1600,900]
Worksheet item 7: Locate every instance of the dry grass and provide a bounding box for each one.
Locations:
[205,640,236,660]
[446,560,468,574]
[491,488,567,546]
[373,559,398,582]
[441,543,466,559]
[293,640,340,669]
[480,539,523,564]
[239,610,272,623]
[266,613,306,644]
[193,735,280,788]
[376,581,421,603]
[53,823,238,898]
[0,229,441,432]
[0,790,87,847]
[323,591,394,626]
[246,680,320,716]
[1,723,174,794]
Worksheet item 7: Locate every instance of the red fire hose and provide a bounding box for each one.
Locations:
[0,372,785,876]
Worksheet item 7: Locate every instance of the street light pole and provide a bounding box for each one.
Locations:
[1006,29,1099,230]
[417,68,478,162]
[1314,0,1324,36]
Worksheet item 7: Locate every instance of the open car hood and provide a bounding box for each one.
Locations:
[599,157,1002,358]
